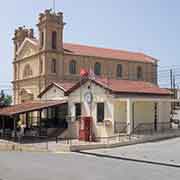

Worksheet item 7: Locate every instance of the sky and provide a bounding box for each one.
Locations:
[0,0,180,90]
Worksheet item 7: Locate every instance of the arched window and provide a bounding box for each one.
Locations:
[52,31,57,49]
[41,31,44,48]
[116,64,123,78]
[137,66,143,80]
[69,60,76,74]
[14,65,17,80]
[51,59,57,73]
[23,64,33,78]
[40,59,43,73]
[94,62,101,76]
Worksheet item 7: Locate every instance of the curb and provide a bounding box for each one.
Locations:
[77,151,180,169]
[70,133,180,152]
[0,144,50,152]
[0,132,180,153]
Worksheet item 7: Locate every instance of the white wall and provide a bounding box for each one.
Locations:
[40,80,172,137]
[158,102,171,130]
[41,86,66,100]
[133,102,155,128]
[114,101,127,123]
[68,81,114,138]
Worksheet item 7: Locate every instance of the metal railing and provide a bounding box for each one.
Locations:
[0,120,179,152]
[114,121,127,133]
[133,122,172,135]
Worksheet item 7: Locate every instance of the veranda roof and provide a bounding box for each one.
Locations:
[0,100,67,116]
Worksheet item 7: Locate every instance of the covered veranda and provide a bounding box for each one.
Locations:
[0,100,68,140]
[113,97,178,135]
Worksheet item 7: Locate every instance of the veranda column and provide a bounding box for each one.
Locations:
[108,99,115,135]
[158,101,171,131]
[25,112,29,128]
[127,99,133,135]
[39,110,42,136]
[13,115,18,140]
[2,116,5,137]
[157,102,163,131]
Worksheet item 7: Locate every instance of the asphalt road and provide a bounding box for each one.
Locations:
[84,137,180,165]
[0,149,180,180]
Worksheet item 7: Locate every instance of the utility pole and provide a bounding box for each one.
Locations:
[170,69,173,90]
[170,69,176,117]
[170,69,173,117]
[53,0,56,13]
[173,72,176,110]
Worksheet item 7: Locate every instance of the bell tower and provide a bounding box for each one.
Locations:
[13,26,34,58]
[37,9,65,51]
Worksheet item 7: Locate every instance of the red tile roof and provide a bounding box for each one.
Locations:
[63,43,157,63]
[66,78,171,96]
[0,100,67,116]
[29,37,157,63]
[95,78,171,95]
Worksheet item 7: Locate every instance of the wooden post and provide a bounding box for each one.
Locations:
[39,110,42,136]
[38,111,41,136]
[127,99,133,135]
[2,116,5,137]
[132,102,135,133]
[25,112,29,129]
[154,102,158,132]
[40,110,42,123]
[13,115,18,141]
[47,108,49,120]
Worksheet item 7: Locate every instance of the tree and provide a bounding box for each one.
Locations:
[0,90,12,107]
[0,90,5,99]
[4,95,12,106]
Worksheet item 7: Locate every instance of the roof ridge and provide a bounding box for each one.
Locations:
[63,42,157,63]
[63,42,142,55]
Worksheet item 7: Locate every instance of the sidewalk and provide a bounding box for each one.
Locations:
[0,130,180,152]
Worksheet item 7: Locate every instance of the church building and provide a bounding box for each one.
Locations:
[12,9,158,104]
[0,9,171,140]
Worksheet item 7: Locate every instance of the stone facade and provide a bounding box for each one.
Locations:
[12,9,158,104]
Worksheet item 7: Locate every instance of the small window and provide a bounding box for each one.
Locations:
[116,64,123,78]
[69,60,76,74]
[41,31,44,48]
[40,59,43,73]
[51,59,56,73]
[97,103,104,122]
[94,62,101,76]
[75,103,81,120]
[14,65,17,79]
[52,31,57,49]
[137,66,143,80]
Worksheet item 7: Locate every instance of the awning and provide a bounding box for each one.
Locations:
[0,100,67,116]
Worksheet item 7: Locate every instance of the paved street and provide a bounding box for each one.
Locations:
[85,137,180,165]
[0,137,180,180]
